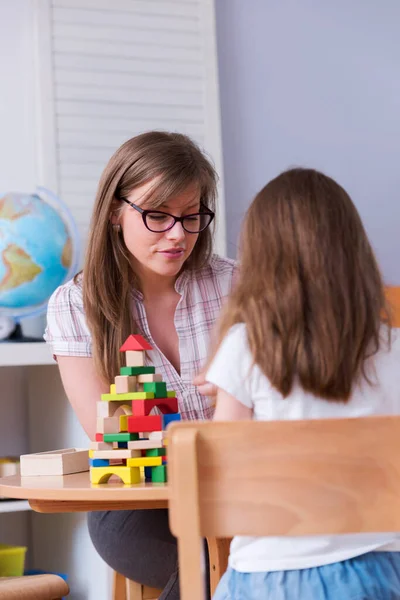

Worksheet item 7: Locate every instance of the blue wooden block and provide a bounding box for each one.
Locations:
[163,413,181,428]
[90,458,110,467]
[117,442,128,448]
[144,466,152,481]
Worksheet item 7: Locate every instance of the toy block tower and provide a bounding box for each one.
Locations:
[89,334,181,485]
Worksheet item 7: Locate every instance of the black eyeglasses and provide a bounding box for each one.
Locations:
[121,198,215,234]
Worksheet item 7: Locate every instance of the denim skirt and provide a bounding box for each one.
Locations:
[213,552,400,600]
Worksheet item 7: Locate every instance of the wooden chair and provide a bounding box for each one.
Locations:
[168,417,400,600]
[386,285,400,326]
[0,574,69,599]
[112,572,160,600]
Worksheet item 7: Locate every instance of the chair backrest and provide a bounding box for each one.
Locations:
[168,417,400,600]
[386,286,400,327]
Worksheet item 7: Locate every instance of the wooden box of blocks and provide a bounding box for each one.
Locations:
[90,334,181,485]
[20,448,89,477]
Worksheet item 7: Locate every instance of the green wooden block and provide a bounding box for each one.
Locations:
[101,392,155,401]
[120,366,156,376]
[167,391,176,398]
[143,382,167,398]
[145,448,167,457]
[103,433,139,443]
[151,465,167,483]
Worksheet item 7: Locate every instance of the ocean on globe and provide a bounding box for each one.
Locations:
[0,187,80,320]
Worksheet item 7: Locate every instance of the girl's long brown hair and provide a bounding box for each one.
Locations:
[214,168,391,401]
[83,131,217,384]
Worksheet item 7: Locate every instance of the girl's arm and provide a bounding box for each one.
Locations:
[213,387,253,421]
[57,356,109,440]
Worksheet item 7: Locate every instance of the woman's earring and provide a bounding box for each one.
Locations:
[112,223,121,233]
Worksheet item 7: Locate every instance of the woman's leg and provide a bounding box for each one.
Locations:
[88,509,179,599]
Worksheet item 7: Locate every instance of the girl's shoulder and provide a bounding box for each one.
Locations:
[184,254,237,298]
[47,273,84,312]
[190,254,237,284]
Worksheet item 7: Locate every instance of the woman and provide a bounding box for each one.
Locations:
[44,131,236,599]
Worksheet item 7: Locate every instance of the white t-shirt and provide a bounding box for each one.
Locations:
[206,323,400,573]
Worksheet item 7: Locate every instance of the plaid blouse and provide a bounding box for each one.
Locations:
[44,255,237,421]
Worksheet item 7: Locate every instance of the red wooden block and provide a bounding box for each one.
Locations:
[95,433,104,442]
[127,415,162,433]
[131,397,178,417]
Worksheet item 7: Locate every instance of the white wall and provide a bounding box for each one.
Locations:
[0,0,36,192]
[216,0,400,284]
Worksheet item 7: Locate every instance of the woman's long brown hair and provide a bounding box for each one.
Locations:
[213,168,391,401]
[83,131,217,384]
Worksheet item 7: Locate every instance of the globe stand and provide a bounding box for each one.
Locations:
[0,323,44,343]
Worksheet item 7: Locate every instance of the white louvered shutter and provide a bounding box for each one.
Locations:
[33,0,226,256]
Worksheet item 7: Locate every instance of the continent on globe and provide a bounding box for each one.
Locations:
[0,194,34,221]
[61,238,72,269]
[0,244,42,292]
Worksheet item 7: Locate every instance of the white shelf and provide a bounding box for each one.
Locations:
[0,342,55,367]
[0,500,31,513]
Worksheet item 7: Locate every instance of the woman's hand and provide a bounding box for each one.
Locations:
[192,372,218,406]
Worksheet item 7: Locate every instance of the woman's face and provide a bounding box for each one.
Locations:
[117,179,201,283]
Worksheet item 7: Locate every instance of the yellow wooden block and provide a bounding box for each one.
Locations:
[167,391,176,398]
[126,456,162,467]
[89,449,94,458]
[110,383,116,394]
[90,466,141,485]
[101,392,155,401]
[119,415,128,432]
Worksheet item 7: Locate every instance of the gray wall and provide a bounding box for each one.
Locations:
[216,0,400,283]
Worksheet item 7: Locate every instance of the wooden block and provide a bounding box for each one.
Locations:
[131,397,178,417]
[137,374,163,383]
[151,465,167,483]
[90,441,113,450]
[91,449,141,459]
[143,382,167,398]
[20,448,89,477]
[110,383,116,394]
[101,392,155,401]
[126,456,162,467]
[127,415,163,433]
[95,432,104,441]
[162,413,181,429]
[167,391,176,398]
[109,458,125,466]
[148,431,166,440]
[97,400,133,418]
[119,415,128,432]
[115,375,137,394]
[120,366,155,376]
[96,416,120,434]
[125,350,145,367]
[103,433,140,443]
[146,448,166,457]
[90,465,141,485]
[90,458,109,467]
[127,439,165,450]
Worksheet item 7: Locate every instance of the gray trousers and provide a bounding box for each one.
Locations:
[87,509,210,600]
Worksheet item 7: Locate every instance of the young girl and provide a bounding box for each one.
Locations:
[44,131,236,599]
[206,168,400,600]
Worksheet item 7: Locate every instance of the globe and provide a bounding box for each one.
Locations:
[0,187,80,325]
